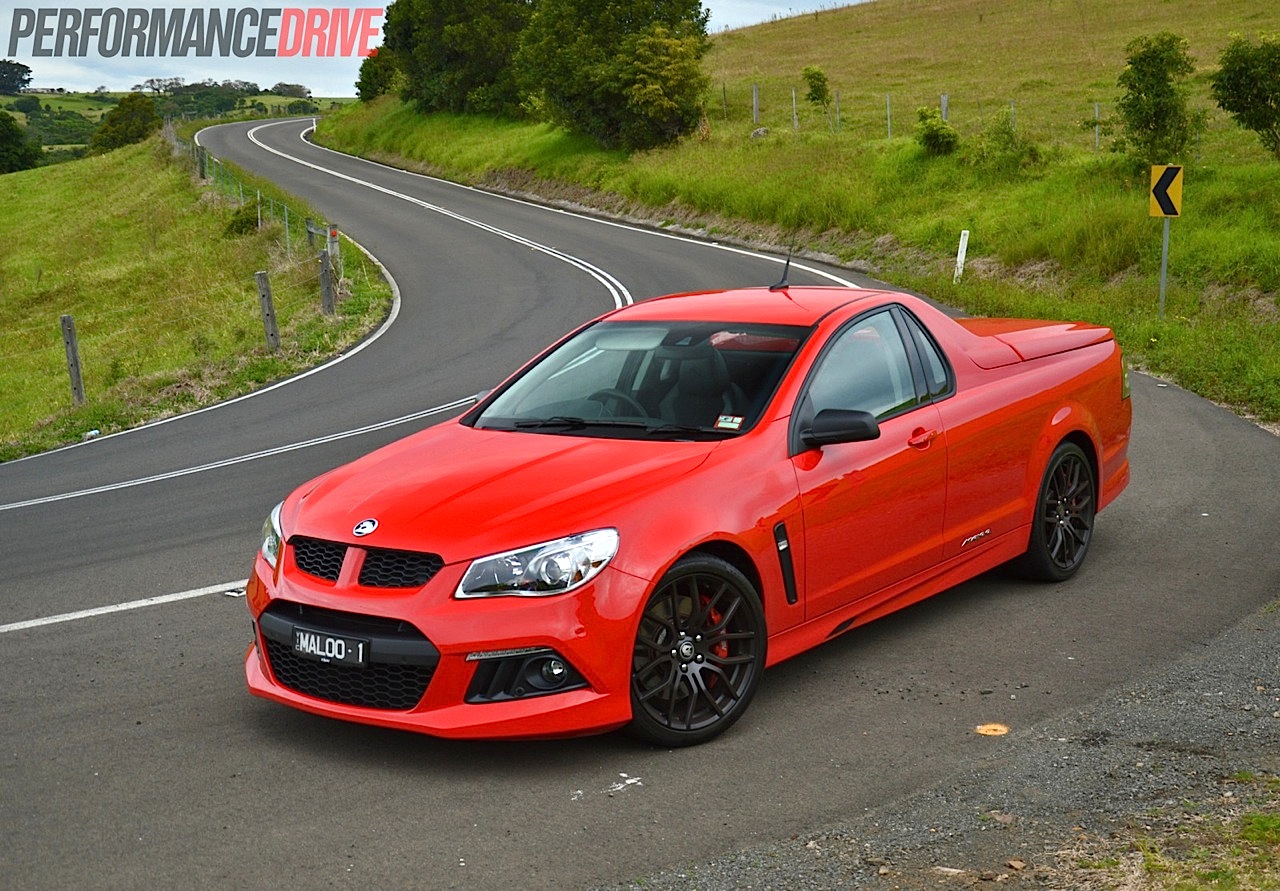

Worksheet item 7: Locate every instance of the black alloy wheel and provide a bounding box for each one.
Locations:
[628,555,766,747]
[1020,441,1096,582]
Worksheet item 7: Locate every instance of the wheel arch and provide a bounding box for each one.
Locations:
[1024,399,1103,527]
[1059,428,1099,490]
[684,540,766,609]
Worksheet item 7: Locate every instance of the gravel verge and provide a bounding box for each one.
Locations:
[609,598,1280,890]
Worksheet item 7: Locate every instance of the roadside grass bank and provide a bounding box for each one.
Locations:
[0,135,393,462]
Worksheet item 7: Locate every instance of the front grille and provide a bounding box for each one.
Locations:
[264,639,432,709]
[258,602,439,710]
[287,536,443,589]
[291,537,346,582]
[359,548,444,588]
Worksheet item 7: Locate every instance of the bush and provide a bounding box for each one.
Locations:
[224,203,259,236]
[90,93,160,153]
[1114,31,1206,163]
[0,110,39,172]
[915,107,959,156]
[962,108,1044,173]
[1210,33,1280,161]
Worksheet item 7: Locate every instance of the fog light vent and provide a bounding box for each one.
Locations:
[465,648,588,703]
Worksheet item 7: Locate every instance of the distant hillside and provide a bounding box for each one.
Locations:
[705,0,1274,159]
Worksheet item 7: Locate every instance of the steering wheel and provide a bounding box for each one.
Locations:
[587,389,647,417]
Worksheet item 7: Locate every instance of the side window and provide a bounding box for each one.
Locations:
[806,311,918,419]
[902,311,953,399]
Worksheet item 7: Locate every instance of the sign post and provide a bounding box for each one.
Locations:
[1150,165,1184,320]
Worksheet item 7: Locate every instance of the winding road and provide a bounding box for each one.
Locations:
[2,118,1277,888]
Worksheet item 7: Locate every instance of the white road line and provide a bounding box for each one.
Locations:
[244,121,635,309]
[286,120,863,289]
[0,580,249,634]
[0,396,476,513]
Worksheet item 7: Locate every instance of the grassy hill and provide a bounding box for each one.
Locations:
[0,137,392,459]
[315,0,1279,423]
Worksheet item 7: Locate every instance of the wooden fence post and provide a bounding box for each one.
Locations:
[326,223,342,279]
[318,251,335,315]
[60,314,86,406]
[255,271,281,351]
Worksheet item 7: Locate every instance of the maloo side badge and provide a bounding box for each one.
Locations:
[352,519,378,537]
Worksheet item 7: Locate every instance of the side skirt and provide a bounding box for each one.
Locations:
[764,525,1030,668]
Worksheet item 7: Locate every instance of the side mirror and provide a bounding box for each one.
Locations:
[800,409,881,449]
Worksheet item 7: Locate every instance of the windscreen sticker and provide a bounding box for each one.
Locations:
[714,415,744,431]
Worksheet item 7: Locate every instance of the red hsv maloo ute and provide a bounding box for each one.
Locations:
[245,286,1131,746]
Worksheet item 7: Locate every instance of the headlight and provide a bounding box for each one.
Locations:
[260,502,284,569]
[456,529,619,598]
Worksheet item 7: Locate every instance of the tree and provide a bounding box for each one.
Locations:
[0,60,33,95]
[516,0,710,150]
[802,66,831,112]
[382,0,528,115]
[0,111,40,173]
[1114,32,1206,163]
[90,93,161,153]
[355,47,400,102]
[270,82,311,98]
[1210,33,1280,161]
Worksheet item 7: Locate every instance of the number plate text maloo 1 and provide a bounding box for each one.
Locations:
[292,628,369,667]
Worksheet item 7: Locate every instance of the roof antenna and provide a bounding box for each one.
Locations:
[769,248,793,292]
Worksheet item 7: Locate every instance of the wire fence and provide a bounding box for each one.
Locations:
[1,121,353,423]
[714,81,1115,151]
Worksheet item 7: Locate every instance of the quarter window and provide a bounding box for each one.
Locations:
[902,311,953,399]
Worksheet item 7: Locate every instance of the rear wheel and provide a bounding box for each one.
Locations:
[628,555,766,746]
[1019,442,1096,582]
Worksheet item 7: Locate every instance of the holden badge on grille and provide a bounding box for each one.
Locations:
[352,518,379,537]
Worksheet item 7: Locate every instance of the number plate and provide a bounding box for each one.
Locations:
[292,627,369,668]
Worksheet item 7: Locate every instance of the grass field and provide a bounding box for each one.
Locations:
[316,0,1280,423]
[0,136,392,460]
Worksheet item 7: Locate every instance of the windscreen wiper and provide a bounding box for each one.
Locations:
[513,416,651,430]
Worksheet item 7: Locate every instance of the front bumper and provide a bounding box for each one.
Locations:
[243,552,645,740]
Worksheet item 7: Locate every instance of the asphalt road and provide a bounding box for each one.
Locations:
[2,118,1277,889]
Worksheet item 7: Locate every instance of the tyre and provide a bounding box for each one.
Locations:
[1019,441,1096,582]
[628,555,766,746]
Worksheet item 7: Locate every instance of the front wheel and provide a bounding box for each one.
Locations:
[628,555,766,747]
[1018,441,1096,582]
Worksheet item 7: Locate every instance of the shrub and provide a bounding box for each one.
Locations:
[1210,33,1280,161]
[915,106,959,156]
[962,108,1044,173]
[1114,32,1206,163]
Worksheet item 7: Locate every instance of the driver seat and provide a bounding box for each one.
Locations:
[657,348,741,428]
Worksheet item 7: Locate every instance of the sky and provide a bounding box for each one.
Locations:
[3,2,848,98]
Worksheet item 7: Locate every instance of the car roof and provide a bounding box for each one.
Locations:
[610,287,899,327]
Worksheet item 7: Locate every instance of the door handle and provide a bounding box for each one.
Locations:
[908,428,939,449]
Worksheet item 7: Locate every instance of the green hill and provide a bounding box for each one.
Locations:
[316,0,1279,423]
[0,138,391,459]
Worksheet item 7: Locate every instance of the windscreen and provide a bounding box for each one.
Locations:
[471,319,809,438]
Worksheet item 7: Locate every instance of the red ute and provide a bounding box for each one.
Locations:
[245,287,1131,745]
